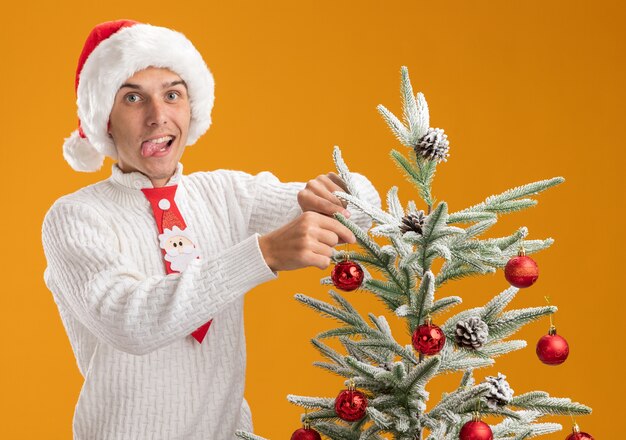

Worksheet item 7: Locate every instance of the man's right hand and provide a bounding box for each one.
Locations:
[258,211,356,271]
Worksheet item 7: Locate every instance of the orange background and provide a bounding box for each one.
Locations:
[1,1,623,438]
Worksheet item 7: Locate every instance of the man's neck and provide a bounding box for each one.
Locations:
[115,163,180,189]
[150,177,170,188]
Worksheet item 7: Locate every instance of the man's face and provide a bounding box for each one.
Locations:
[108,67,191,186]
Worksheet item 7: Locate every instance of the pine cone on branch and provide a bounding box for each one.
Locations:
[455,316,489,349]
[415,127,450,163]
[400,211,426,235]
[484,373,514,409]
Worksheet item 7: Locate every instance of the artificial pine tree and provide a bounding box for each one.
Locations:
[237,67,592,440]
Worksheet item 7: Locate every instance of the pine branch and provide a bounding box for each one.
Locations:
[483,199,538,213]
[413,150,438,210]
[342,338,389,365]
[371,394,401,409]
[311,339,349,366]
[510,394,592,416]
[474,340,527,358]
[491,411,564,438]
[400,66,421,136]
[368,314,393,337]
[306,408,343,420]
[370,224,398,237]
[362,279,405,310]
[435,261,490,287]
[439,353,495,371]
[389,149,436,208]
[456,403,523,420]
[502,238,554,260]
[455,177,565,216]
[317,327,366,339]
[345,356,389,381]
[333,146,361,199]
[430,296,463,316]
[459,369,475,388]
[235,431,268,440]
[414,270,435,326]
[414,91,430,142]
[510,392,549,405]
[486,226,527,251]
[429,383,492,417]
[295,293,362,328]
[336,191,397,225]
[463,218,498,239]
[386,186,405,220]
[287,395,337,409]
[447,211,497,224]
[481,286,519,323]
[332,251,382,268]
[488,306,557,340]
[314,361,355,377]
[399,357,441,392]
[367,407,393,429]
[377,104,412,147]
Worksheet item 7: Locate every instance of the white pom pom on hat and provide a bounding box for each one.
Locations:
[63,19,215,172]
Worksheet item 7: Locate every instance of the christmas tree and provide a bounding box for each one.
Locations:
[237,67,592,440]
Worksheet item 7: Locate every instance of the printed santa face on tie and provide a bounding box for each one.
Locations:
[158,226,200,272]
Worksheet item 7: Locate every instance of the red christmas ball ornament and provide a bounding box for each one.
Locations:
[331,260,364,291]
[459,419,493,440]
[412,317,446,356]
[334,383,368,422]
[565,424,594,439]
[290,427,322,440]
[566,433,594,440]
[504,248,539,288]
[536,326,569,365]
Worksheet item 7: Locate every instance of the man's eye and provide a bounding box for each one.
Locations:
[125,94,140,103]
[166,92,179,101]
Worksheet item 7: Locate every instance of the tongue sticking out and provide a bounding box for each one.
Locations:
[141,139,171,157]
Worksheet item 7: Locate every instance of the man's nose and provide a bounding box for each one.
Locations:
[146,99,168,127]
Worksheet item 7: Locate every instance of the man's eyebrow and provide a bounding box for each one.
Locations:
[118,80,188,91]
[167,80,187,89]
[119,82,141,90]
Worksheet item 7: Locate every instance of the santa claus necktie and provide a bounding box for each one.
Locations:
[142,184,212,344]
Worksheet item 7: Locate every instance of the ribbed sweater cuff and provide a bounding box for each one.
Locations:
[204,233,277,294]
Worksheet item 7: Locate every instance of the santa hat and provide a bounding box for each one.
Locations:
[63,19,215,172]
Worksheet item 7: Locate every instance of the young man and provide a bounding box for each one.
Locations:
[42,20,379,439]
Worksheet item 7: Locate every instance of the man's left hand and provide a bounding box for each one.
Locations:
[297,172,351,218]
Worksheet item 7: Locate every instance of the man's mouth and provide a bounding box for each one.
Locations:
[141,135,175,157]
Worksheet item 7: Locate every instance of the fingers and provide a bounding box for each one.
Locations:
[316,228,340,247]
[327,172,350,194]
[314,214,356,244]
[300,211,355,245]
[318,174,349,209]
[310,177,346,208]
[308,252,332,270]
[298,191,348,218]
[259,211,356,272]
[299,174,351,217]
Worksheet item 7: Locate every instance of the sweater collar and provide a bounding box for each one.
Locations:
[109,163,184,190]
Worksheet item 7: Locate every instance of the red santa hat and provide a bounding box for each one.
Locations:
[63,19,215,172]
